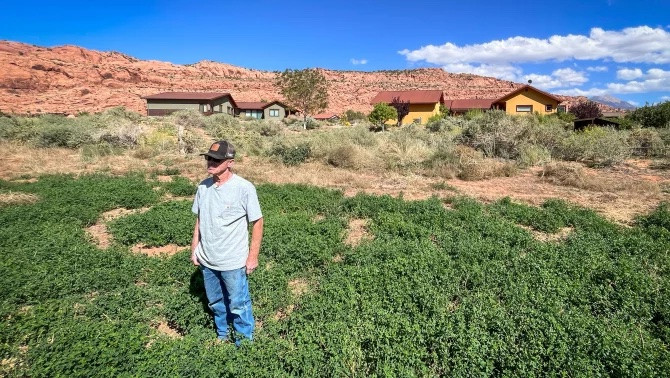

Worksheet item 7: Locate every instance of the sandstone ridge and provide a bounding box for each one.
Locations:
[0,41,614,115]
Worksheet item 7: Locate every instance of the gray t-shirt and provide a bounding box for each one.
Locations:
[192,174,263,271]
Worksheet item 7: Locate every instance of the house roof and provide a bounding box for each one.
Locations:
[493,85,562,104]
[313,112,339,120]
[443,99,495,111]
[236,101,289,110]
[142,92,233,101]
[370,90,444,105]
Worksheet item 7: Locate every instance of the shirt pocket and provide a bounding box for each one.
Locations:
[218,200,244,226]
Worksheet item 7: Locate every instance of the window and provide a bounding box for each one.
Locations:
[557,105,566,113]
[545,104,553,112]
[413,118,422,124]
[269,109,279,117]
[227,106,232,115]
[516,105,533,112]
[245,110,262,119]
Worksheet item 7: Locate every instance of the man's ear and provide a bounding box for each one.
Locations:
[228,160,235,169]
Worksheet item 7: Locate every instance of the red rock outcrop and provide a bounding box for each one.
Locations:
[0,41,616,115]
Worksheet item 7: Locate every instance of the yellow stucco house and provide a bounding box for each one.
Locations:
[491,85,562,115]
[444,85,562,116]
[370,90,444,125]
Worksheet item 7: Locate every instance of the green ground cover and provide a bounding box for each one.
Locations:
[1,174,669,376]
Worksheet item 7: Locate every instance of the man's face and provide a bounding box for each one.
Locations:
[205,156,233,176]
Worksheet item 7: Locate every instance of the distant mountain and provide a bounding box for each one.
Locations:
[0,40,619,115]
[589,95,637,111]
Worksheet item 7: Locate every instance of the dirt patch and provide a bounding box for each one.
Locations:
[345,218,372,247]
[332,254,344,263]
[86,207,151,249]
[288,278,311,298]
[156,175,172,183]
[155,321,182,339]
[272,304,296,321]
[131,244,188,257]
[312,214,325,222]
[0,191,39,205]
[518,225,574,243]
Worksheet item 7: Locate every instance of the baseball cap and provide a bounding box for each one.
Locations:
[200,140,236,160]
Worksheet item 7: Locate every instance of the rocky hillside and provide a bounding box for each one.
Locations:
[0,41,616,115]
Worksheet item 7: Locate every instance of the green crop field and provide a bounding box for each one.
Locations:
[1,174,669,376]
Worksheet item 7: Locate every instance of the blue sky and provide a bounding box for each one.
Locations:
[1,0,669,105]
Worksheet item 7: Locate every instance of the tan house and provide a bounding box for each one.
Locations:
[370,90,444,125]
[142,92,237,116]
[235,101,290,119]
[444,85,562,115]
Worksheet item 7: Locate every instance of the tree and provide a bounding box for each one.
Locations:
[569,100,602,119]
[274,68,329,130]
[390,96,409,126]
[368,103,397,132]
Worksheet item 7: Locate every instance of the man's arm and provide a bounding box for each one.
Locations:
[190,217,200,266]
[246,217,264,274]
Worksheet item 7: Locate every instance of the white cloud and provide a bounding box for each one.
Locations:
[628,100,640,106]
[399,26,670,66]
[523,68,588,89]
[587,66,608,72]
[617,68,643,80]
[350,58,368,65]
[661,95,670,100]
[441,63,521,81]
[560,68,670,96]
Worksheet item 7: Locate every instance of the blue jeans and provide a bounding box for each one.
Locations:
[200,265,254,343]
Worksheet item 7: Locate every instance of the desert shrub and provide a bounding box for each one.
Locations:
[97,120,145,148]
[344,109,366,123]
[102,106,142,122]
[37,123,93,148]
[142,127,177,150]
[458,158,517,180]
[246,120,283,137]
[270,142,312,166]
[628,128,666,157]
[517,143,551,167]
[423,142,460,178]
[523,117,571,155]
[202,116,264,156]
[460,110,526,159]
[558,127,631,166]
[0,115,39,141]
[381,125,433,170]
[463,108,485,120]
[169,110,205,129]
[426,117,456,133]
[305,118,321,130]
[324,144,375,169]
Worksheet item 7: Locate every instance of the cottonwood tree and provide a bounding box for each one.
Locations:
[569,100,602,119]
[368,103,397,132]
[390,96,410,126]
[274,68,329,130]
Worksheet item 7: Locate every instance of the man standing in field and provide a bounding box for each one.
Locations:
[190,140,264,344]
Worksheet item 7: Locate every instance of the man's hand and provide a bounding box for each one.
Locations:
[245,256,258,274]
[191,252,200,266]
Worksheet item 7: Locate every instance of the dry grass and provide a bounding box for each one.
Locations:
[0,191,39,205]
[540,162,660,194]
[288,278,311,298]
